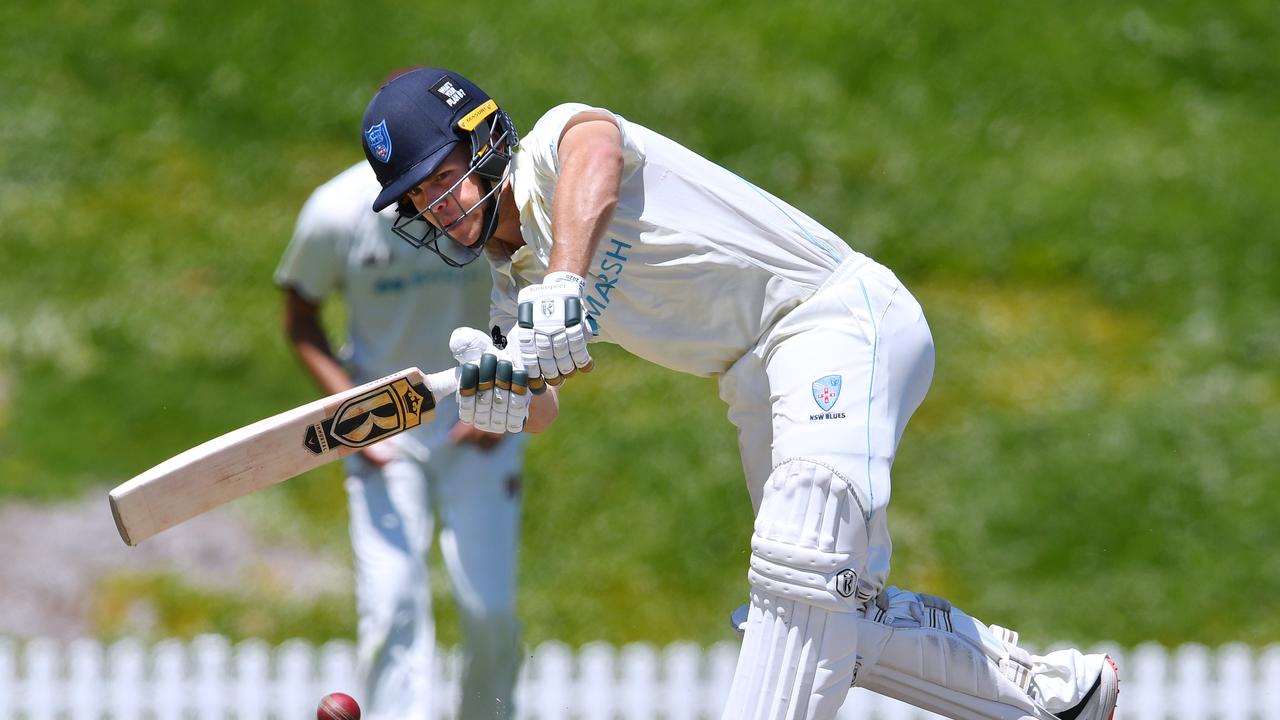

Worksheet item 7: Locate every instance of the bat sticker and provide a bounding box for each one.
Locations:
[303,377,434,454]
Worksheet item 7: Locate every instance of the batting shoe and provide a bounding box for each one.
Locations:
[1055,655,1119,720]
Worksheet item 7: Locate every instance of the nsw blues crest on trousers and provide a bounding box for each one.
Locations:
[812,374,842,412]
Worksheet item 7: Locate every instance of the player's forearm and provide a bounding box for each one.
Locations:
[282,292,353,396]
[548,119,624,277]
[291,338,353,397]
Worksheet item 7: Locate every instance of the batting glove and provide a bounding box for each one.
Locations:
[450,327,530,434]
[515,271,593,392]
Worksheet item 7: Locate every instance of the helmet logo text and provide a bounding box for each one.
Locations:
[432,78,467,108]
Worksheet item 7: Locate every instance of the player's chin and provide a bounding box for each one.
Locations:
[446,216,484,247]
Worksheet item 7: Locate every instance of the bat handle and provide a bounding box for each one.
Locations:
[425,367,460,401]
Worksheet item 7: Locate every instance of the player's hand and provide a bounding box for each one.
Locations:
[515,271,593,391]
[449,327,530,434]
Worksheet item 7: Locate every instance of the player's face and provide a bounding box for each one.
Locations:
[403,146,487,247]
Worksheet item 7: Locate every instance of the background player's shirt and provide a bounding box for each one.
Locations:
[491,103,863,377]
[275,162,494,447]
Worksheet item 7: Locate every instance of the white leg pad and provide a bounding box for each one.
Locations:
[723,460,870,720]
[723,591,863,720]
[748,460,877,611]
[852,587,1103,719]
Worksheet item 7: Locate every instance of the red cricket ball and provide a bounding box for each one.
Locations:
[317,692,361,720]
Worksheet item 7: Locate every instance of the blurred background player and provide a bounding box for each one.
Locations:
[275,158,527,719]
[359,68,1119,720]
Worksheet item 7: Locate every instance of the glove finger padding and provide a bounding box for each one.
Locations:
[529,330,559,383]
[455,351,529,434]
[548,332,573,377]
[458,362,480,426]
[562,296,592,372]
[491,358,512,430]
[567,323,593,372]
[507,369,530,433]
[509,326,545,394]
[493,360,530,433]
[474,353,497,430]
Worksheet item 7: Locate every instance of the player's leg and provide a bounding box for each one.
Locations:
[434,438,526,719]
[721,261,935,719]
[856,586,1115,719]
[722,459,873,720]
[833,267,1118,720]
[728,262,1116,719]
[729,591,1118,720]
[345,454,435,720]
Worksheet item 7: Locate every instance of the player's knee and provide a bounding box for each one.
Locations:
[359,564,425,618]
[749,535,869,613]
[748,459,874,613]
[464,607,521,659]
[357,597,424,660]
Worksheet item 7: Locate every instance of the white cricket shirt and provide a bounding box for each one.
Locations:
[275,162,493,384]
[492,103,864,377]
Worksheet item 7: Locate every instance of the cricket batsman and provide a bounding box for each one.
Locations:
[358,67,1120,720]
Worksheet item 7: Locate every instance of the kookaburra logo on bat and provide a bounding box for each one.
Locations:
[303,377,434,455]
[836,569,857,598]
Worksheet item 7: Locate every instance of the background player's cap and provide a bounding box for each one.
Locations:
[361,68,497,211]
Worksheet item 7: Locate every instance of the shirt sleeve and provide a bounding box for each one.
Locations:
[273,187,347,303]
[524,102,646,184]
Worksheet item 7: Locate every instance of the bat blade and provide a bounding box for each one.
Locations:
[109,366,458,546]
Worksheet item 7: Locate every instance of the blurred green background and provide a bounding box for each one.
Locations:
[1,0,1277,649]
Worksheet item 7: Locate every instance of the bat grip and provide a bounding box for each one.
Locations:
[425,367,460,400]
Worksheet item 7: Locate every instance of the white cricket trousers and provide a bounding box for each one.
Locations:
[719,257,1102,719]
[345,426,525,720]
[720,256,932,719]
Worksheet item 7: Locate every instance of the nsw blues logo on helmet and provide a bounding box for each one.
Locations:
[812,374,842,412]
[365,120,393,163]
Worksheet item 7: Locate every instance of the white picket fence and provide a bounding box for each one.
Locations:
[0,637,1277,719]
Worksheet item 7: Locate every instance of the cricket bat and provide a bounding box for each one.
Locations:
[109,366,459,546]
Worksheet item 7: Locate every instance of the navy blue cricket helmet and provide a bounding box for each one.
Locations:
[361,67,518,266]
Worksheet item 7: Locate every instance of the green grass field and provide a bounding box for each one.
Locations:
[2,0,1277,648]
